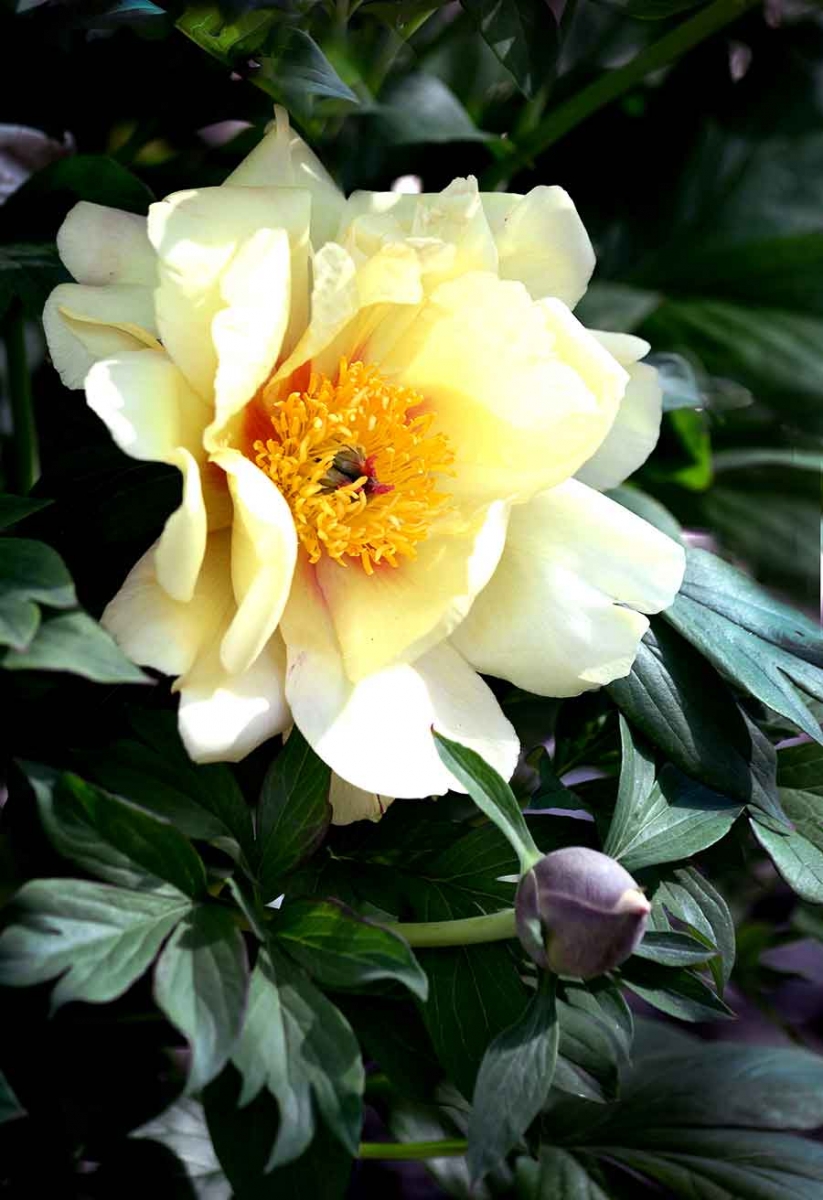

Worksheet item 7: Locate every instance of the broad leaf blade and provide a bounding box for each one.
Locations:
[257,730,331,901]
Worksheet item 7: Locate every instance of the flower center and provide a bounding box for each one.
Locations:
[253,359,454,574]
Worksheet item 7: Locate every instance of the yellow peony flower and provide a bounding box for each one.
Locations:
[43,108,684,820]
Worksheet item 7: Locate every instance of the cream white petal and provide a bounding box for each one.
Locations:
[329,775,393,826]
[453,479,685,697]
[315,500,509,681]
[281,554,518,798]
[84,349,210,462]
[147,185,310,399]
[480,186,595,308]
[178,634,290,765]
[225,106,345,249]
[154,448,209,604]
[102,530,232,679]
[57,201,157,287]
[371,273,627,503]
[43,282,159,390]
[212,451,297,677]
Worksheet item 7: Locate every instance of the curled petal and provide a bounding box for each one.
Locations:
[43,283,159,390]
[57,201,156,288]
[154,448,208,604]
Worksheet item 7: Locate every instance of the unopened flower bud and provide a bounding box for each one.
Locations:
[515,846,650,979]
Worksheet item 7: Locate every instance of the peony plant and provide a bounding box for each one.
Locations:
[44,108,684,817]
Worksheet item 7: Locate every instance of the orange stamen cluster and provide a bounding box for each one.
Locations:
[253,359,454,574]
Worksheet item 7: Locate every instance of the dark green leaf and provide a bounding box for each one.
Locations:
[751,816,823,904]
[553,984,627,1104]
[0,244,68,321]
[30,766,208,897]
[645,865,735,988]
[256,729,331,900]
[0,1072,25,1125]
[633,930,716,967]
[0,538,75,652]
[621,959,734,1022]
[433,732,541,872]
[607,622,779,815]
[459,0,559,99]
[154,906,249,1094]
[262,27,359,111]
[0,878,189,1007]
[468,975,558,1183]
[0,494,51,532]
[778,741,823,852]
[2,154,154,219]
[132,1098,231,1200]
[664,549,823,744]
[517,1148,610,1199]
[230,949,363,1164]
[373,74,491,144]
[273,898,428,1000]
[3,610,149,682]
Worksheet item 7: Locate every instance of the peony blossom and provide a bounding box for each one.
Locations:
[44,108,684,819]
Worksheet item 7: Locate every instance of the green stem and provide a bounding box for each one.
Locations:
[386,908,517,948]
[3,301,38,494]
[358,1139,468,1161]
[481,0,761,189]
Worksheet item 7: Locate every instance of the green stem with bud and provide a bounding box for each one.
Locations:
[358,1140,468,1161]
[481,0,762,188]
[386,908,517,948]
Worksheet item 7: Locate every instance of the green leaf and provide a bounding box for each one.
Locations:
[0,1072,25,1125]
[663,549,823,744]
[30,767,208,897]
[433,732,541,872]
[230,949,364,1165]
[607,622,780,815]
[633,930,716,967]
[0,878,189,1007]
[0,494,51,532]
[2,154,153,218]
[419,942,529,1099]
[87,711,254,862]
[751,816,823,904]
[459,0,559,99]
[256,729,331,900]
[603,715,656,858]
[468,974,558,1183]
[373,74,492,144]
[517,1148,610,1199]
[0,244,68,322]
[132,1098,231,1200]
[0,538,75,652]
[154,906,249,1094]
[260,27,359,115]
[273,898,428,1001]
[553,983,628,1104]
[3,610,149,682]
[403,822,518,919]
[645,865,735,989]
[621,959,734,1023]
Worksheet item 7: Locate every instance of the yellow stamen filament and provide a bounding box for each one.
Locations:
[254,359,454,574]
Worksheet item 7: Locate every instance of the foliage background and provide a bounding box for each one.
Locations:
[1,0,823,1196]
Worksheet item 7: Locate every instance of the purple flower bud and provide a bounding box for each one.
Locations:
[515,846,651,979]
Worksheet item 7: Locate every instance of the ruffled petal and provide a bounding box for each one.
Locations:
[84,349,210,462]
[281,553,518,797]
[370,273,627,503]
[147,185,310,400]
[480,186,595,307]
[225,106,345,249]
[315,500,509,681]
[212,451,297,677]
[178,634,290,765]
[57,201,156,287]
[43,282,159,390]
[452,479,685,697]
[576,333,662,492]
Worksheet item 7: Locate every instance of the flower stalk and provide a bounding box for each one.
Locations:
[359,1139,468,1161]
[386,908,517,948]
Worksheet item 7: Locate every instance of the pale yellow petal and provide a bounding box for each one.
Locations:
[576,333,662,491]
[57,201,156,287]
[329,775,393,826]
[315,500,509,681]
[43,282,159,390]
[212,451,297,677]
[281,555,518,797]
[371,273,627,502]
[453,479,685,696]
[84,349,210,463]
[178,633,290,765]
[481,186,595,307]
[154,448,208,604]
[147,185,310,399]
[225,106,345,249]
